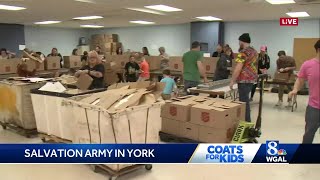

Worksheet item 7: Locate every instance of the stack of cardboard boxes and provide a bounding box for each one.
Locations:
[161,96,245,143]
[168,57,218,74]
[90,34,122,55]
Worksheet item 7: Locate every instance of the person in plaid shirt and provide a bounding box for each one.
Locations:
[230,33,258,122]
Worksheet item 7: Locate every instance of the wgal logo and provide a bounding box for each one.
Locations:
[266,141,287,163]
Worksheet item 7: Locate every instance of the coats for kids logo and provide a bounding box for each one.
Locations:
[205,145,244,163]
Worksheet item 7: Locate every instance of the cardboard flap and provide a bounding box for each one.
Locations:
[76,74,93,90]
[109,89,149,111]
[23,51,42,63]
[139,93,156,105]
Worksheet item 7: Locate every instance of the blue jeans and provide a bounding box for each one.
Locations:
[303,105,320,143]
[238,83,253,122]
[184,80,199,95]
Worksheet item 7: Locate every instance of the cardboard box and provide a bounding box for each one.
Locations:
[24,59,45,71]
[161,118,183,137]
[63,56,81,68]
[104,70,119,85]
[105,55,129,69]
[190,103,233,129]
[161,100,198,122]
[198,125,236,143]
[45,57,61,70]
[146,56,161,70]
[203,57,218,73]
[91,34,105,44]
[112,42,122,50]
[180,122,199,140]
[169,56,183,72]
[76,74,93,90]
[105,34,118,42]
[0,58,20,74]
[274,72,289,82]
[215,101,246,122]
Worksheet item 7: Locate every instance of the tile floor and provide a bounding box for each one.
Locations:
[0,92,319,180]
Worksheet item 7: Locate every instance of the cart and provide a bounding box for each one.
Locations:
[92,164,152,180]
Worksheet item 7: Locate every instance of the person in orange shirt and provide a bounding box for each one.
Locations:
[135,53,150,81]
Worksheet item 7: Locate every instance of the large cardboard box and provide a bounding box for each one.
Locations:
[146,56,161,70]
[105,55,129,69]
[169,56,183,72]
[161,118,183,137]
[91,34,105,44]
[190,103,234,129]
[203,57,218,74]
[198,125,236,143]
[105,34,118,42]
[180,122,199,140]
[24,59,45,71]
[104,70,119,85]
[214,101,246,122]
[161,100,197,122]
[45,57,61,70]
[0,58,20,74]
[63,56,81,68]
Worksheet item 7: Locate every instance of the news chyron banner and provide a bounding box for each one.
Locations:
[0,142,319,164]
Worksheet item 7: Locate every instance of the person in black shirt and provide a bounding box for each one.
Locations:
[212,44,224,57]
[75,51,105,89]
[47,48,63,68]
[251,45,270,100]
[124,55,140,82]
[214,47,233,81]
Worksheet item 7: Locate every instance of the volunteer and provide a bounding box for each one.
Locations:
[136,53,150,81]
[95,45,104,55]
[72,48,79,56]
[212,44,224,57]
[158,46,170,81]
[160,69,177,100]
[230,33,258,122]
[0,48,15,59]
[142,47,150,56]
[182,41,208,94]
[116,47,123,55]
[250,45,270,101]
[124,54,140,82]
[275,50,296,107]
[75,51,105,89]
[47,47,63,68]
[289,39,320,144]
[214,47,233,81]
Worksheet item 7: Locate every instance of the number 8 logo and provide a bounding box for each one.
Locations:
[267,141,278,156]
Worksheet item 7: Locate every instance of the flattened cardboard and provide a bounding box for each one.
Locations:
[63,56,81,68]
[45,57,61,70]
[190,103,233,129]
[161,118,183,136]
[76,73,93,90]
[181,122,199,140]
[169,56,183,72]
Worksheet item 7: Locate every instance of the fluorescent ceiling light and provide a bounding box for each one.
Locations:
[286,11,310,17]
[34,21,61,25]
[130,20,155,24]
[126,8,165,15]
[196,16,222,21]
[144,5,182,12]
[265,0,295,4]
[74,0,96,3]
[0,4,26,11]
[73,16,103,20]
[80,25,104,28]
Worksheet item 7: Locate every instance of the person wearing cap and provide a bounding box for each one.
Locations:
[289,39,320,143]
[75,51,105,89]
[250,45,270,101]
[275,50,296,107]
[230,33,258,122]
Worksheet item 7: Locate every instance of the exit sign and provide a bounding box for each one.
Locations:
[280,18,299,26]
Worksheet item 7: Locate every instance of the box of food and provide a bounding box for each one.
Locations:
[63,56,81,68]
[45,57,61,70]
[169,56,183,72]
[0,58,20,74]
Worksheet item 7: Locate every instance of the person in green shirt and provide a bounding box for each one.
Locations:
[182,41,208,94]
